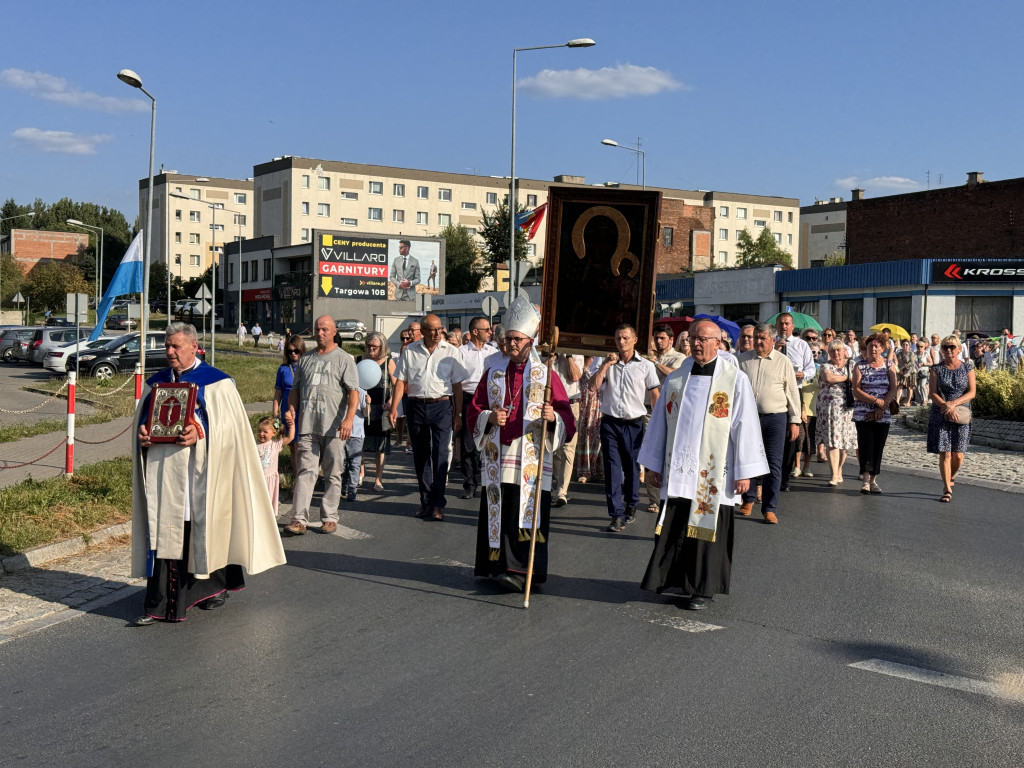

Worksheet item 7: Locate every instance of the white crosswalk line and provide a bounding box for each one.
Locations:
[647,616,723,633]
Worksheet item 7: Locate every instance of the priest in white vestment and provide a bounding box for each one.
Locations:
[638,319,768,610]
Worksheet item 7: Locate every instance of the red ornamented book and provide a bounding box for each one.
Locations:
[147,382,198,443]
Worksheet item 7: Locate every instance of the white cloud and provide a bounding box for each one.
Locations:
[0,68,147,113]
[835,175,922,195]
[12,127,112,155]
[518,63,685,101]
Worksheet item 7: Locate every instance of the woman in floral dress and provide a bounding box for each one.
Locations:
[852,334,898,494]
[815,340,856,486]
[575,356,605,483]
[927,336,976,502]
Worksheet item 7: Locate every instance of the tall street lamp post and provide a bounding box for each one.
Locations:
[510,37,595,300]
[601,138,645,189]
[116,68,155,374]
[0,211,34,314]
[65,219,103,302]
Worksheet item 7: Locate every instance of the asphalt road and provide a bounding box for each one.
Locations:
[0,361,99,426]
[0,461,1022,767]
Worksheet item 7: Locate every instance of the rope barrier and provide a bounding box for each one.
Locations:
[0,438,67,470]
[75,422,134,444]
[0,381,70,414]
[74,374,136,397]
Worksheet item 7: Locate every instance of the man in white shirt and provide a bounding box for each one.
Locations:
[458,316,497,499]
[846,329,860,360]
[390,314,468,520]
[776,313,815,491]
[590,324,660,532]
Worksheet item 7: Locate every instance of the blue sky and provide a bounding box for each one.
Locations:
[3,0,1022,220]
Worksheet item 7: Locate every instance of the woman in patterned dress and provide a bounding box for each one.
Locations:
[895,339,918,407]
[816,340,856,486]
[927,335,976,502]
[852,334,897,494]
[575,356,605,483]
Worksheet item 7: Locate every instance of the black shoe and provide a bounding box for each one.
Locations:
[199,595,226,610]
[495,573,526,593]
[460,487,477,500]
[780,485,790,493]
[681,595,713,611]
[607,517,626,533]
[624,506,637,524]
[553,496,567,508]
[133,615,156,626]
[416,505,430,518]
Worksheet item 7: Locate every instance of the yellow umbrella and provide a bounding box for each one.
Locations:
[869,323,910,341]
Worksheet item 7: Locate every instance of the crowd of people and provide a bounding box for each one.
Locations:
[128,310,1006,625]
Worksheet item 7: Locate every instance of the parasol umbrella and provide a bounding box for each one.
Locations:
[767,311,823,333]
[692,314,741,346]
[869,323,910,341]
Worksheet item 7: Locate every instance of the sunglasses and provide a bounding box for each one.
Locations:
[288,349,302,355]
[941,345,958,351]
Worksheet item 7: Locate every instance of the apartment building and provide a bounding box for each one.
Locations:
[799,197,849,269]
[137,173,254,282]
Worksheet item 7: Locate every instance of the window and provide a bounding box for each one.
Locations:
[190,211,201,223]
[317,203,330,217]
[416,212,428,225]
[189,188,201,200]
[300,228,310,241]
[174,253,181,265]
[174,232,182,243]
[301,175,310,189]
[189,233,200,244]
[718,251,729,264]
[211,223,224,232]
[438,188,452,201]
[736,207,747,220]
[174,209,182,221]
[417,185,429,199]
[341,191,359,200]
[719,206,729,217]
[301,202,310,215]
[527,194,537,207]
[234,192,247,205]
[233,236,242,243]
[877,297,913,332]
[228,264,234,285]
[774,232,782,244]
[438,213,451,226]
[754,219,767,227]
[175,186,183,193]
[233,213,246,226]
[392,209,405,223]
[317,176,330,191]
[242,262,249,282]
[787,234,793,245]
[393,183,405,197]
[832,299,863,333]
[189,254,200,267]
[368,207,382,221]
[718,228,728,240]
[736,230,743,241]
[788,212,794,223]
[263,258,272,280]
[486,192,498,205]
[528,244,537,257]
[461,202,477,210]
[340,218,358,226]
[954,295,1012,333]
[212,202,224,210]
[369,181,383,195]
[466,228,477,236]
[663,227,674,247]
[774,211,783,222]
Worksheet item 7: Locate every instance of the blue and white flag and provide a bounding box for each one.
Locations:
[90,231,144,341]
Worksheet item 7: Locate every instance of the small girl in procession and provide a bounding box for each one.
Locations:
[256,407,295,516]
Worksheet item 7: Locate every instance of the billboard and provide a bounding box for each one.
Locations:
[316,232,441,301]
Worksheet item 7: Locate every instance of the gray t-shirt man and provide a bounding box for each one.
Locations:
[294,346,360,435]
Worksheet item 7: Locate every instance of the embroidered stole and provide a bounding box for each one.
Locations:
[478,355,548,559]
[661,360,738,542]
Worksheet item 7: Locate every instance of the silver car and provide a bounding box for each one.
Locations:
[26,327,94,365]
[44,335,119,373]
[0,327,35,363]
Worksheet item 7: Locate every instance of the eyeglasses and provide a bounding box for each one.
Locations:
[366,343,381,349]
[805,335,818,340]
[692,336,720,344]
[288,349,302,355]
[506,335,531,346]
[941,345,958,351]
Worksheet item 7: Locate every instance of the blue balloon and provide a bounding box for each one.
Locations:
[357,358,382,390]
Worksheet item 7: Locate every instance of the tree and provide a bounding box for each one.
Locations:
[1,252,24,307]
[439,223,487,294]
[25,260,90,310]
[479,200,530,273]
[823,251,845,267]
[735,227,793,268]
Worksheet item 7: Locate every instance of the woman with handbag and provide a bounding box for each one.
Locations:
[927,336,976,502]
[895,339,918,407]
[359,332,397,492]
[816,341,856,486]
[852,334,898,494]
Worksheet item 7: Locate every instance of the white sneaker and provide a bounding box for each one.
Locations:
[802,471,814,478]
[791,469,802,478]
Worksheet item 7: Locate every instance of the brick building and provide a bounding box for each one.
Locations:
[0,229,89,272]
[655,198,714,272]
[847,172,1024,264]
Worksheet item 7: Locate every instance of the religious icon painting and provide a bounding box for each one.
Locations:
[147,382,198,443]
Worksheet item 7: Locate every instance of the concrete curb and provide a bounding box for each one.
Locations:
[0,580,143,646]
[0,522,132,576]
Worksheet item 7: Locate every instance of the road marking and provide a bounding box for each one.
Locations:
[333,524,372,540]
[648,616,723,633]
[849,659,1024,704]
[413,556,473,569]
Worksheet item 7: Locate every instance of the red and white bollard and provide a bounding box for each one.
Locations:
[134,362,143,410]
[65,371,76,477]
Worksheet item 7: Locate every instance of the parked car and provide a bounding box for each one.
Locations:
[44,335,119,373]
[26,326,95,365]
[44,317,77,327]
[104,311,138,331]
[334,319,367,341]
[67,332,169,380]
[0,327,36,362]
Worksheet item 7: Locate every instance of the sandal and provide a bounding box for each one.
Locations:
[374,481,384,492]
[939,491,952,503]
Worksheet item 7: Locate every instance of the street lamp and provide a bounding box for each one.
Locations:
[65,219,103,302]
[601,138,645,189]
[0,211,34,314]
[510,37,595,300]
[117,68,155,375]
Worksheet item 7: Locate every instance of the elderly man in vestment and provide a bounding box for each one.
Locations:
[132,322,287,625]
[467,296,576,593]
[639,319,768,611]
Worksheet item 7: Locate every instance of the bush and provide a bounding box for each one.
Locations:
[973,368,1024,422]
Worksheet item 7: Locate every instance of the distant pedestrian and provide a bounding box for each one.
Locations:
[852,333,897,494]
[342,388,368,502]
[256,409,295,517]
[575,356,605,484]
[251,322,262,348]
[928,336,976,502]
[895,339,918,406]
[237,322,247,347]
[274,334,307,471]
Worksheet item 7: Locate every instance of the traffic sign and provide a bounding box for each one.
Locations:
[196,299,212,315]
[195,285,212,300]
[66,292,88,323]
[481,296,499,318]
[12,292,24,305]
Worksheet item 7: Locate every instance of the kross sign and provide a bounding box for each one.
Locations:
[932,260,1024,282]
